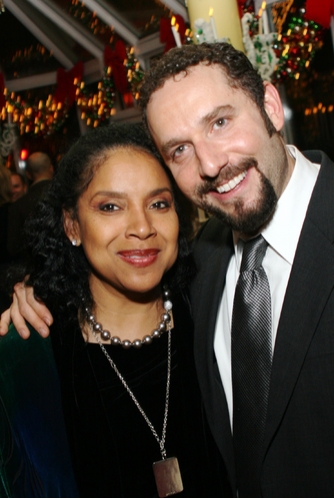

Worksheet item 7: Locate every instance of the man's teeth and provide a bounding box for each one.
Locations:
[217,171,247,193]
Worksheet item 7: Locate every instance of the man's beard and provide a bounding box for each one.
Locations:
[195,158,278,235]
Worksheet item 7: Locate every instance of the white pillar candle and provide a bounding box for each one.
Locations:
[187,0,244,52]
[209,8,218,41]
[171,17,182,47]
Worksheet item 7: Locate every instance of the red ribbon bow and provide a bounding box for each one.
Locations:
[305,0,334,28]
[54,61,84,106]
[104,40,129,94]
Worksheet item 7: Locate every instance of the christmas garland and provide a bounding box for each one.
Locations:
[0,43,145,137]
[0,0,328,140]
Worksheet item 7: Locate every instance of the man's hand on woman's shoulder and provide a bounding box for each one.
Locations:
[0,282,53,338]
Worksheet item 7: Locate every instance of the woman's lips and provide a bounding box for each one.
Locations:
[117,249,160,267]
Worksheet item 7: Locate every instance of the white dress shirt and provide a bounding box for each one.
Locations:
[214,146,320,426]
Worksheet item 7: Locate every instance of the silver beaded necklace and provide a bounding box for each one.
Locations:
[85,287,173,348]
[85,287,184,497]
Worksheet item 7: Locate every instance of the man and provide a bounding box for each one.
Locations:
[7,152,54,259]
[139,42,334,497]
[10,172,28,202]
[1,43,334,497]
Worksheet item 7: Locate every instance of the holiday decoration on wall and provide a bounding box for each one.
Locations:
[68,0,115,45]
[0,0,330,146]
[240,0,326,84]
[0,38,146,136]
[74,65,116,129]
[0,0,147,139]
[242,11,278,81]
[0,121,18,158]
[273,3,326,83]
[54,62,84,107]
[4,44,55,80]
[1,86,70,137]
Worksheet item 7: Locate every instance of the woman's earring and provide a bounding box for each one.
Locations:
[72,240,77,246]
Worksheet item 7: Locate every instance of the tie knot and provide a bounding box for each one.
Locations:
[240,235,268,272]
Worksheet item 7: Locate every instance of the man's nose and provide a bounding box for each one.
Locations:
[196,140,229,179]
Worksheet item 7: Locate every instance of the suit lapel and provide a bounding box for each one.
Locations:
[191,220,236,491]
[264,152,334,452]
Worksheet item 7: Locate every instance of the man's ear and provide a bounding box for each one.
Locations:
[63,210,81,247]
[263,81,285,132]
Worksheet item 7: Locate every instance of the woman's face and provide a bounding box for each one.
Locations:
[65,147,179,298]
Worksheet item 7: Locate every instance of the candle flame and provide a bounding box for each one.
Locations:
[209,8,213,17]
[258,1,266,16]
[171,16,176,27]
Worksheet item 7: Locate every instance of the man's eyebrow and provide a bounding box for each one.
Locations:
[160,139,183,157]
[199,105,234,126]
[160,105,234,156]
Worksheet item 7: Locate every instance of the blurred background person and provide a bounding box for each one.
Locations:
[0,163,13,313]
[10,171,28,202]
[7,152,54,261]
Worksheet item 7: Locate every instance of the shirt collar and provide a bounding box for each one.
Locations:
[233,145,320,268]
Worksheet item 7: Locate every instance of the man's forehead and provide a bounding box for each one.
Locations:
[149,64,229,101]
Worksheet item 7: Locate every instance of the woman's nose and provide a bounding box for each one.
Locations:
[125,209,156,239]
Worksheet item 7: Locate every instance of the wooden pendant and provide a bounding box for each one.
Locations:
[153,457,183,497]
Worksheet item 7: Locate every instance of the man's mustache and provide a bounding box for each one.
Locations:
[196,157,258,196]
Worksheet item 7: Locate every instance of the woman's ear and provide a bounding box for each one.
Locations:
[263,81,285,132]
[63,210,81,247]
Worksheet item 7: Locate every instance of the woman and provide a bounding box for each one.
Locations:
[0,123,230,498]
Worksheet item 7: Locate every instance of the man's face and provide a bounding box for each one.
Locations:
[11,174,27,201]
[147,64,294,236]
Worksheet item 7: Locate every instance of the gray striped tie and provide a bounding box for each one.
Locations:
[231,235,272,497]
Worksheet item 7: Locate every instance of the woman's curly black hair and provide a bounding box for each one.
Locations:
[19,123,194,318]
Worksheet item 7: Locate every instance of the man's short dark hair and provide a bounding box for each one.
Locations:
[139,42,277,137]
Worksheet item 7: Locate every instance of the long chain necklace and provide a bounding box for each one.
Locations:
[85,287,183,498]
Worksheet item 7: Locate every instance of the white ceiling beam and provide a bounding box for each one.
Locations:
[25,0,105,61]
[161,0,189,21]
[83,0,139,47]
[134,32,165,70]
[5,0,77,68]
[6,59,103,92]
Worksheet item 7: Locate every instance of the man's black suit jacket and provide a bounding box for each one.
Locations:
[190,151,334,497]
